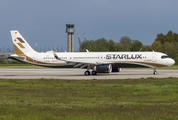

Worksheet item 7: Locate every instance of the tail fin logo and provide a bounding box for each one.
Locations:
[17,43,25,48]
[17,37,25,43]
[15,37,26,49]
[11,30,36,53]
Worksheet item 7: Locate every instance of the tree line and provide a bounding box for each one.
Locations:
[80,36,151,52]
[151,30,178,65]
[80,30,178,64]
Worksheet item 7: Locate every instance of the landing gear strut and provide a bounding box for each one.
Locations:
[84,66,97,76]
[84,66,91,76]
[153,68,157,75]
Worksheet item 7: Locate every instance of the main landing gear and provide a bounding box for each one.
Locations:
[84,65,97,76]
[153,68,157,75]
[84,70,97,76]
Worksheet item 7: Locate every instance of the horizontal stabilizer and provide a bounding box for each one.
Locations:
[9,54,26,61]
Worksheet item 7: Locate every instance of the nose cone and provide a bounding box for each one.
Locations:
[169,58,175,66]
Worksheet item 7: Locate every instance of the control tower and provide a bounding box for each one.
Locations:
[66,23,75,52]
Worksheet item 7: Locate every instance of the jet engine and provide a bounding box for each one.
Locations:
[94,64,112,73]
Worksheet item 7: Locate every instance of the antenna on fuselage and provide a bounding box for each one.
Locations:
[35,40,38,51]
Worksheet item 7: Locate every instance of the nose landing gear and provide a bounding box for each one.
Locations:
[153,68,157,75]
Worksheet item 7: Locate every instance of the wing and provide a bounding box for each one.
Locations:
[64,59,98,68]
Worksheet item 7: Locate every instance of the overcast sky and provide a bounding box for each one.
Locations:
[1,0,178,51]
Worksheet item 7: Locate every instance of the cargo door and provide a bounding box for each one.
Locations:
[33,54,38,63]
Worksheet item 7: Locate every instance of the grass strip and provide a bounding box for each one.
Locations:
[0,78,178,120]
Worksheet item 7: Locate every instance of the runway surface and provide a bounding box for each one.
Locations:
[0,68,177,79]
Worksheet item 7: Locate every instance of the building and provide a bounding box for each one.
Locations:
[66,23,75,52]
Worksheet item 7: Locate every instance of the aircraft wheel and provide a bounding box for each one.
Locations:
[153,71,157,75]
[84,71,90,76]
[92,71,97,75]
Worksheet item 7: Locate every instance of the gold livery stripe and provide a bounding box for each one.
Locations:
[133,62,167,67]
[14,44,49,64]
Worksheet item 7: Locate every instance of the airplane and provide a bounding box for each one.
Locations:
[9,30,175,76]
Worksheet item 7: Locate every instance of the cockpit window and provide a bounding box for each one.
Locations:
[161,55,169,59]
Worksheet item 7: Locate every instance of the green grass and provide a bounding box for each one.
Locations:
[0,78,178,120]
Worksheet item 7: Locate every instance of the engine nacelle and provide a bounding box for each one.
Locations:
[94,64,112,73]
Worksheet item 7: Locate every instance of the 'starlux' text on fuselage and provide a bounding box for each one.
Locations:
[106,54,142,59]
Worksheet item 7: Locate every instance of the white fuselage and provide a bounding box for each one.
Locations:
[15,51,174,68]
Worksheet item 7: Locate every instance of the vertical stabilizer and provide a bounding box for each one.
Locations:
[10,30,36,56]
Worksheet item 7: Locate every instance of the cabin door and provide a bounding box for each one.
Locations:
[152,53,157,62]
